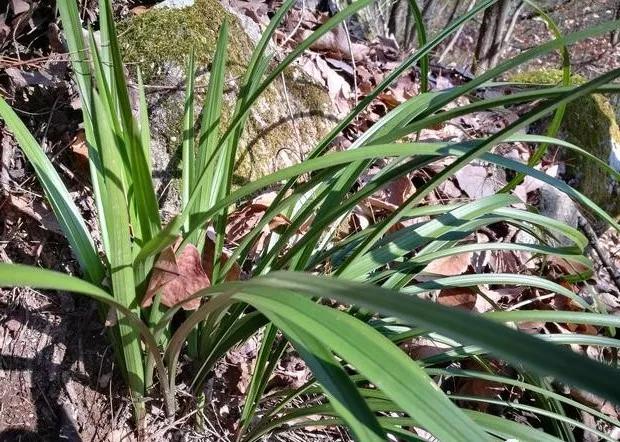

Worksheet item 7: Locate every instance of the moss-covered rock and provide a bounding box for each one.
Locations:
[511,69,620,219]
[117,0,335,213]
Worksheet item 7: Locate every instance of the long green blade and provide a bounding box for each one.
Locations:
[0,99,104,284]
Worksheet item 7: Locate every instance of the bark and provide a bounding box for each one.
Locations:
[611,1,620,45]
[472,0,513,74]
[439,0,475,63]
[388,0,415,50]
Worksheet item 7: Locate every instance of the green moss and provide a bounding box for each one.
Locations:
[510,68,586,86]
[118,0,251,82]
[117,0,333,189]
[511,69,620,218]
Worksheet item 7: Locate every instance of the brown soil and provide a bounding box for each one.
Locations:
[0,283,127,441]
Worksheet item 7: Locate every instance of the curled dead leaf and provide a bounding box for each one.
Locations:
[202,233,242,282]
[455,164,505,200]
[226,192,298,260]
[547,256,592,280]
[309,25,369,62]
[70,130,90,177]
[142,241,210,310]
[568,388,620,418]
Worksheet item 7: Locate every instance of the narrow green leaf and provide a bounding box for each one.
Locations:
[0,99,105,284]
[408,0,428,92]
[182,50,196,226]
[503,0,571,191]
[248,274,620,404]
[267,312,387,441]
[236,289,490,441]
[91,90,145,410]
[99,0,161,246]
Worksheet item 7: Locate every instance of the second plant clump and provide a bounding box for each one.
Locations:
[1,0,620,440]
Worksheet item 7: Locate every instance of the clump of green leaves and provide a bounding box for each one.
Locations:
[1,0,620,440]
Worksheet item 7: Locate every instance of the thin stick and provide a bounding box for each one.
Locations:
[338,8,359,108]
[578,216,620,292]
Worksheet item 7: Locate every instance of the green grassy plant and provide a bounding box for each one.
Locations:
[1,0,620,440]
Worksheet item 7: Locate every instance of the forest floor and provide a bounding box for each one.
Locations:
[1,0,620,440]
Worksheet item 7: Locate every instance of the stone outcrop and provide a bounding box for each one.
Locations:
[511,68,620,219]
[117,0,336,213]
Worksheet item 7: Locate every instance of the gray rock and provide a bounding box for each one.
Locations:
[538,182,580,246]
[118,0,336,216]
[516,182,581,246]
[155,0,196,8]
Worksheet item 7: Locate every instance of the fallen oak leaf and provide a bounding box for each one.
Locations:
[568,388,620,418]
[142,241,210,310]
[547,255,593,280]
[457,378,505,412]
[386,175,415,206]
[70,130,90,177]
[402,337,452,360]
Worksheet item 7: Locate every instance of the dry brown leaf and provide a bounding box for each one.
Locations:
[514,165,558,202]
[563,320,599,336]
[348,212,370,234]
[202,234,242,282]
[70,130,90,177]
[488,250,522,273]
[438,180,462,199]
[402,337,451,360]
[437,288,477,311]
[423,252,473,276]
[378,74,418,108]
[386,175,415,206]
[9,194,64,235]
[227,195,292,244]
[362,176,415,220]
[365,196,398,213]
[130,5,151,15]
[457,378,504,412]
[225,192,297,260]
[568,388,620,418]
[547,256,592,279]
[455,164,503,200]
[11,0,30,15]
[309,25,369,62]
[231,0,269,25]
[142,241,210,310]
[314,55,351,114]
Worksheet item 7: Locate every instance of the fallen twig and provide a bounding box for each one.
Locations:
[578,215,620,293]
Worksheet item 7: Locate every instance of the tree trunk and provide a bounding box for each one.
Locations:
[611,1,620,45]
[472,0,513,74]
[387,0,415,50]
